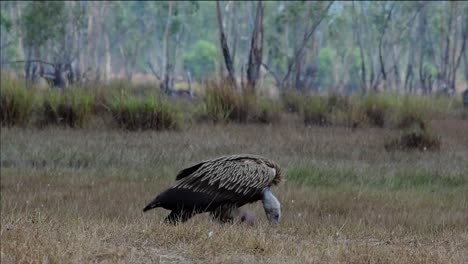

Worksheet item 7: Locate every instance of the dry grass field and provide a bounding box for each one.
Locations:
[1,118,468,263]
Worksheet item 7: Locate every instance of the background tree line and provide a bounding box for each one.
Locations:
[0,1,467,95]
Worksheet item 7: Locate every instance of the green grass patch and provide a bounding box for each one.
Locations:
[286,167,359,187]
[387,170,467,189]
[286,166,466,189]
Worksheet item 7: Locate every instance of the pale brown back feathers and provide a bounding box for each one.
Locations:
[172,154,282,202]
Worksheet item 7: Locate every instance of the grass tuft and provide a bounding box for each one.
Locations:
[302,96,330,126]
[358,93,390,128]
[203,80,245,123]
[38,88,93,128]
[251,98,283,124]
[281,90,306,113]
[0,78,35,127]
[202,79,282,124]
[108,91,182,131]
[385,127,441,152]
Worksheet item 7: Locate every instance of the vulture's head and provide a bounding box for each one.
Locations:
[262,187,281,223]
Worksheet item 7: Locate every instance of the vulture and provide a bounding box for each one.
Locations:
[143,154,282,224]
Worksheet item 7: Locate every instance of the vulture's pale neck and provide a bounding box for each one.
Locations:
[262,187,281,223]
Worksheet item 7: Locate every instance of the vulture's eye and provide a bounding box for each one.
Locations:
[272,212,279,220]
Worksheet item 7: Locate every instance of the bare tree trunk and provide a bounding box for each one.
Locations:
[451,15,467,92]
[86,2,95,73]
[14,2,25,60]
[232,4,239,66]
[417,4,430,94]
[391,36,401,91]
[76,1,86,81]
[119,44,131,81]
[377,3,395,90]
[185,69,193,97]
[464,31,468,84]
[462,5,468,86]
[442,2,454,86]
[404,34,416,92]
[162,1,173,80]
[293,55,304,90]
[360,2,376,90]
[95,3,105,77]
[246,1,264,91]
[352,1,367,92]
[25,48,32,83]
[104,32,112,82]
[216,0,237,89]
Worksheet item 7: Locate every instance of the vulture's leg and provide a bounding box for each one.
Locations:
[210,207,256,226]
[210,206,239,223]
[164,210,195,224]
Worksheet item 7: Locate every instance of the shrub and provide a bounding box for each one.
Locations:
[281,90,306,113]
[0,78,35,126]
[302,96,330,126]
[108,92,181,131]
[39,88,93,128]
[326,92,350,113]
[393,96,428,130]
[331,103,367,128]
[461,108,468,120]
[203,80,241,122]
[251,98,282,124]
[359,93,390,128]
[396,112,427,130]
[202,79,283,124]
[202,79,254,123]
[385,127,441,152]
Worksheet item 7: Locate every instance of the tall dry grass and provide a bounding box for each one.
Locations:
[201,79,282,124]
[1,77,465,131]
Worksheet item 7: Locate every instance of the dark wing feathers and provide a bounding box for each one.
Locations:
[144,154,282,213]
[171,154,280,204]
[175,162,205,180]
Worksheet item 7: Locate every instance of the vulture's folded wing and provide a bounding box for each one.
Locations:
[171,155,281,205]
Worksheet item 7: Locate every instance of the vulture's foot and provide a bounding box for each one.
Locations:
[163,210,195,224]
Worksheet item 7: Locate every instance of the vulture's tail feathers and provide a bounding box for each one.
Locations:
[143,199,161,212]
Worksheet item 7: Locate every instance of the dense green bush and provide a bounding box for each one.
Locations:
[202,79,283,124]
[0,74,462,132]
[108,92,181,131]
[252,98,283,124]
[203,80,245,122]
[358,93,391,128]
[302,96,330,126]
[385,127,441,152]
[39,88,93,128]
[0,78,35,126]
[282,90,306,113]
